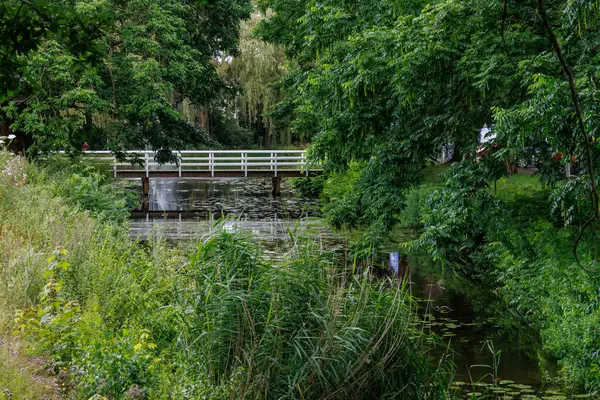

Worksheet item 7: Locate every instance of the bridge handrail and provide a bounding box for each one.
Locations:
[79,149,317,178]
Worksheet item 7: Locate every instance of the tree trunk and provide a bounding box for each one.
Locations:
[197,108,209,132]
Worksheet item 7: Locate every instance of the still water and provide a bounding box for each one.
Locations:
[130,178,582,399]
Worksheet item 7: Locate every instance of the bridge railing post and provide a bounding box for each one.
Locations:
[177,150,182,178]
[145,152,149,178]
[274,151,278,177]
[305,151,309,177]
[210,151,214,177]
[242,152,247,177]
[113,154,117,178]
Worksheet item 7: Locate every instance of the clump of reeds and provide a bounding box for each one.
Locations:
[173,227,447,399]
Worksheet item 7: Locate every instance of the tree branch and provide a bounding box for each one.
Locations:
[537,0,599,270]
[501,0,508,53]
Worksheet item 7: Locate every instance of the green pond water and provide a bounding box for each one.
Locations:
[128,178,591,399]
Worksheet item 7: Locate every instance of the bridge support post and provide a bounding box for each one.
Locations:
[272,176,281,197]
[142,176,150,197]
[141,177,150,213]
[142,197,149,214]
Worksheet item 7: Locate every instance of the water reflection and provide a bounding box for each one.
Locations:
[376,251,556,398]
[129,178,321,240]
[147,178,318,219]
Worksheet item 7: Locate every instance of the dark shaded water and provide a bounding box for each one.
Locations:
[145,178,318,218]
[129,178,585,399]
[369,252,549,397]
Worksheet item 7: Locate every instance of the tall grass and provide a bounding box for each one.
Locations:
[0,151,450,399]
[172,230,447,399]
[0,152,95,326]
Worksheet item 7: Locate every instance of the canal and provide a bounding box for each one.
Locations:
[129,177,585,399]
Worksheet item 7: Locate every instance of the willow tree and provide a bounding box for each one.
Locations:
[215,12,288,148]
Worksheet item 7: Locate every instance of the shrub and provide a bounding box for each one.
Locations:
[33,155,139,222]
[290,174,325,197]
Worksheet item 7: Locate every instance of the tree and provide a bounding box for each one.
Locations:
[256,0,600,249]
[0,0,110,101]
[215,11,289,148]
[1,0,252,158]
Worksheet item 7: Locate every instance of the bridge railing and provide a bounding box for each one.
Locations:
[80,150,314,177]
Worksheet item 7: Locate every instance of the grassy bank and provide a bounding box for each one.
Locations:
[410,164,600,394]
[0,151,449,399]
[302,158,599,394]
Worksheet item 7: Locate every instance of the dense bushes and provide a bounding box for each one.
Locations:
[492,220,600,393]
[33,155,139,221]
[415,161,600,394]
[0,152,448,399]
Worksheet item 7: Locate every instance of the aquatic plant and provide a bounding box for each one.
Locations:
[172,229,448,399]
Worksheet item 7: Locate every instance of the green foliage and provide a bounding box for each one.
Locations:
[256,1,600,382]
[0,154,449,399]
[414,158,600,393]
[398,184,438,229]
[256,0,600,257]
[0,152,92,326]
[172,230,447,399]
[1,0,253,155]
[215,11,290,147]
[208,110,256,149]
[490,220,600,393]
[15,229,448,399]
[54,169,138,222]
[290,174,325,197]
[412,148,511,264]
[33,156,139,222]
[0,0,110,102]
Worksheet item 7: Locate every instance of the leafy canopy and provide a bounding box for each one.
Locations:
[257,0,600,247]
[1,0,252,157]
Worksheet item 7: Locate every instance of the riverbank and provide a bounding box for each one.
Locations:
[296,162,598,396]
[407,164,600,395]
[0,153,449,399]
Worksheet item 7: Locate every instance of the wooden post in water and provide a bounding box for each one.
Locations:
[272,176,281,197]
[142,177,150,197]
[142,198,149,213]
[142,177,150,212]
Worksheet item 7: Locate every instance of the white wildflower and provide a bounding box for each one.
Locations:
[7,134,15,140]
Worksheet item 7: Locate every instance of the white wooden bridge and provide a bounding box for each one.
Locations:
[83,150,320,197]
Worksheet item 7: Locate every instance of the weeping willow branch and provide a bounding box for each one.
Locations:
[536,0,599,269]
[214,12,289,145]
